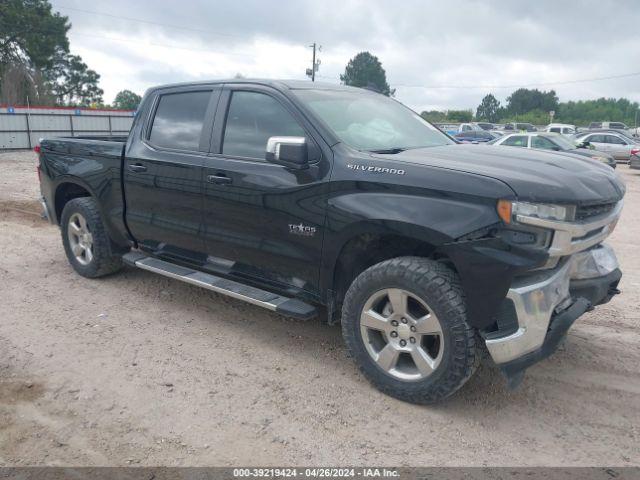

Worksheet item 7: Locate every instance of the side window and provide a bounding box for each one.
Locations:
[531,136,557,150]
[550,127,560,133]
[589,122,602,129]
[606,135,626,145]
[502,135,528,147]
[610,122,626,129]
[149,91,211,151]
[222,91,305,159]
[588,135,604,143]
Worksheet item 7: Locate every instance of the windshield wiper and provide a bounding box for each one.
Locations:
[368,147,407,154]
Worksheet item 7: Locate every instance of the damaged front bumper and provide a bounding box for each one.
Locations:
[484,243,621,386]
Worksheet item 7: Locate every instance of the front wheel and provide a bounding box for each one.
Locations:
[341,257,478,404]
[60,197,123,278]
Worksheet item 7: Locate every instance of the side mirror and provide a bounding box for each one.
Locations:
[552,146,561,151]
[266,136,309,169]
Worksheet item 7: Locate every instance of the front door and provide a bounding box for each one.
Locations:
[201,86,331,299]
[124,87,220,263]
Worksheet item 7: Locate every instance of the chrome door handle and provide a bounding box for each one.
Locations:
[128,163,147,173]
[207,174,232,185]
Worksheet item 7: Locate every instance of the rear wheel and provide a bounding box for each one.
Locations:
[60,197,123,278]
[341,257,478,404]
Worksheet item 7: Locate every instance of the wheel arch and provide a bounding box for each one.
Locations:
[54,179,94,225]
[323,221,457,321]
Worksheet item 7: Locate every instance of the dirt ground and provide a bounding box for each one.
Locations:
[0,150,638,467]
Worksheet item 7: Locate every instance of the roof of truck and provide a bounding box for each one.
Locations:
[146,78,371,94]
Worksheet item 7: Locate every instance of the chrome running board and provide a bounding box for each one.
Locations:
[123,252,317,320]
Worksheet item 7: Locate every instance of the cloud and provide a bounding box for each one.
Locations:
[52,0,640,112]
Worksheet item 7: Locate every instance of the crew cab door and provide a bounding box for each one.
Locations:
[124,86,220,261]
[201,85,330,299]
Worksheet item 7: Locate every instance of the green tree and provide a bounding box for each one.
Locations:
[112,89,141,110]
[476,93,501,122]
[47,53,103,106]
[446,109,473,122]
[505,88,558,116]
[0,0,69,71]
[340,51,394,96]
[0,0,103,106]
[420,110,448,123]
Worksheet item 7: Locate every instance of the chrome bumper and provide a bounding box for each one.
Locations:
[486,244,619,364]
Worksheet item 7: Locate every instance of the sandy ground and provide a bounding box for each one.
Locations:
[0,150,638,467]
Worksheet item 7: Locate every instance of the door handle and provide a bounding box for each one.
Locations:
[128,163,147,173]
[207,174,232,185]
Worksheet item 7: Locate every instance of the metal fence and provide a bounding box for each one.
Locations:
[0,108,135,150]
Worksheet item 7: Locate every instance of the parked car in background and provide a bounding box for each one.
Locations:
[579,128,639,143]
[589,121,628,131]
[475,122,494,131]
[489,132,617,168]
[504,122,537,132]
[546,123,576,135]
[454,130,498,143]
[574,131,640,163]
[457,122,483,133]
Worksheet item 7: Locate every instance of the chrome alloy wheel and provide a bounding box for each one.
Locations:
[67,212,94,266]
[360,288,444,381]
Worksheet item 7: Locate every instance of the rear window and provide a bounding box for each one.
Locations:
[589,122,602,129]
[502,135,528,147]
[610,122,627,129]
[149,91,211,151]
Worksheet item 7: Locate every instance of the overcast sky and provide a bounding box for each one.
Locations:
[50,0,640,112]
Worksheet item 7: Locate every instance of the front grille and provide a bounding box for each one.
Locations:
[576,202,616,221]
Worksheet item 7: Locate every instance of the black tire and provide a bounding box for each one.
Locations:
[60,197,123,278]
[341,256,478,404]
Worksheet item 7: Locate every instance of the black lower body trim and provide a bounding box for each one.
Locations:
[500,298,591,389]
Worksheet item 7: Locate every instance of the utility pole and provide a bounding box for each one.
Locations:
[306,43,321,81]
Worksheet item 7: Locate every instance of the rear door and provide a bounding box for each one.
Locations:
[124,86,220,262]
[604,134,630,160]
[201,85,331,299]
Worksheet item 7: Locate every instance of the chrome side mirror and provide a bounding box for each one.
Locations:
[266,136,309,169]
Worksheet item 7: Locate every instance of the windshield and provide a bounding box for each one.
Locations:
[293,89,454,151]
[550,135,578,150]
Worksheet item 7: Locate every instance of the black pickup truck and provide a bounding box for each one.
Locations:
[37,79,624,404]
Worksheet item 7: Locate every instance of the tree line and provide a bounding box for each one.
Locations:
[422,90,639,127]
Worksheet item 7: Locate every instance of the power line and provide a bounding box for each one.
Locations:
[54,4,243,39]
[393,71,640,90]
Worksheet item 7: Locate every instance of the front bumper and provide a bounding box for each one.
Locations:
[485,243,621,382]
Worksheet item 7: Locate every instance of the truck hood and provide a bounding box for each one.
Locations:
[373,144,625,205]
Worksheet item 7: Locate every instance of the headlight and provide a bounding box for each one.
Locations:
[497,200,575,224]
